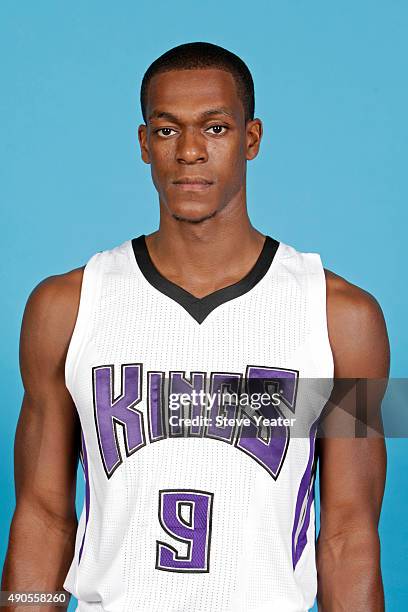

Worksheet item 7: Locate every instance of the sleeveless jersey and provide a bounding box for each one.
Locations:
[63,234,334,612]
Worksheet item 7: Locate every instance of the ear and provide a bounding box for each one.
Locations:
[245,118,263,161]
[138,124,151,164]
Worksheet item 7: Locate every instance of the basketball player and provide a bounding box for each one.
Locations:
[2,42,389,611]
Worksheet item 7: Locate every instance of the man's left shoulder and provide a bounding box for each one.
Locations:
[324,268,383,323]
[323,269,390,376]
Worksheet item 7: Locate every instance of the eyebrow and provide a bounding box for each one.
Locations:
[148,107,235,123]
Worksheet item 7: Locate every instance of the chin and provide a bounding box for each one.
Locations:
[168,200,218,224]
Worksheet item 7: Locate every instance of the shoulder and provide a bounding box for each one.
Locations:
[324,268,384,329]
[27,266,84,302]
[24,267,84,331]
[20,267,85,376]
[323,269,390,377]
[22,239,129,351]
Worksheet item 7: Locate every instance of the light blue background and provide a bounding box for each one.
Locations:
[1,1,407,609]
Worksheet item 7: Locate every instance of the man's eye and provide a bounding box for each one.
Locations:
[156,128,177,137]
[206,125,228,135]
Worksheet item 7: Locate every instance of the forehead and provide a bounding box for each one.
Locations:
[146,68,244,120]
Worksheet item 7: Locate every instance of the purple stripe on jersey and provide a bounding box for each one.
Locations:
[78,430,90,563]
[292,420,318,569]
[294,470,317,567]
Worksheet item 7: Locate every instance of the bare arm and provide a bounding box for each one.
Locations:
[316,270,390,611]
[1,268,84,610]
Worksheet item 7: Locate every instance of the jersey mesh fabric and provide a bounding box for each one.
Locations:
[63,237,333,612]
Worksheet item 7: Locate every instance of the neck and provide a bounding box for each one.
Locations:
[144,199,266,298]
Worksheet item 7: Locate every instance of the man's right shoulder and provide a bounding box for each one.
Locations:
[21,267,86,369]
[27,266,85,315]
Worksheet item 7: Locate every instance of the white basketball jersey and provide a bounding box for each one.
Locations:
[63,234,334,612]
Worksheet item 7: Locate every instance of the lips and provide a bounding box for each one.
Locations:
[173,177,213,185]
[173,177,214,191]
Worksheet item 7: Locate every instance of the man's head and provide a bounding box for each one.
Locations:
[138,42,262,224]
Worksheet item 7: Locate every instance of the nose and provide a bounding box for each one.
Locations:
[176,127,208,164]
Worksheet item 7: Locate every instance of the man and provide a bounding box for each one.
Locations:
[2,42,389,611]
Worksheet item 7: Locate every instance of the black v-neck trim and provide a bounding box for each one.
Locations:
[131,234,280,324]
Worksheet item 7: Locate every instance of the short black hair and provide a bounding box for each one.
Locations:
[140,41,255,124]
